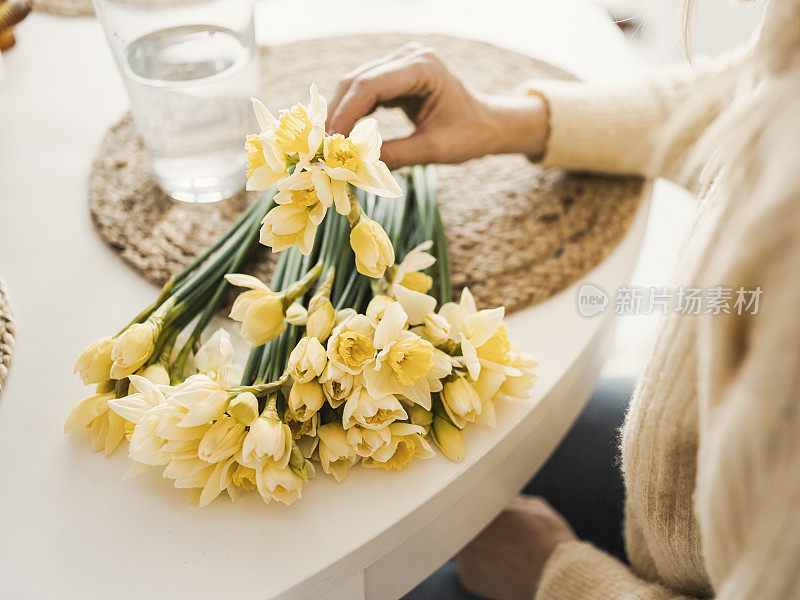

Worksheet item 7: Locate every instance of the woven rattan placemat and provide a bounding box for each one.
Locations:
[0,278,15,396]
[88,33,644,313]
[31,0,92,16]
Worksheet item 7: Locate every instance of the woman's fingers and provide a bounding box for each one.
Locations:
[327,62,428,135]
[380,133,438,170]
[326,42,425,122]
[327,48,440,136]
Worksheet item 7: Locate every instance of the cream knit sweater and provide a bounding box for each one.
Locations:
[528,2,800,599]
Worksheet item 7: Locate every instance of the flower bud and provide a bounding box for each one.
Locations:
[306,300,336,341]
[423,313,451,345]
[285,302,308,326]
[74,337,114,385]
[431,416,465,462]
[350,216,395,279]
[408,404,433,429]
[110,320,160,380]
[441,377,482,428]
[287,337,327,383]
[230,289,286,346]
[228,391,259,425]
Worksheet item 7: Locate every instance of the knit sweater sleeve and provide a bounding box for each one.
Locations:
[534,542,695,600]
[526,57,738,186]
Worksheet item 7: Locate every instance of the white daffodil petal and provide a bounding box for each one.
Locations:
[251,97,278,131]
[350,117,382,163]
[195,328,234,375]
[466,307,505,348]
[353,161,402,198]
[460,335,481,381]
[392,284,436,326]
[373,303,408,349]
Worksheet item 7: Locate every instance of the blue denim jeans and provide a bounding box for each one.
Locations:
[401,378,633,600]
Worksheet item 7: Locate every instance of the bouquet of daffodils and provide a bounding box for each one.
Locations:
[65,85,537,506]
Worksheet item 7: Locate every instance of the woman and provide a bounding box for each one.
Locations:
[326,1,800,599]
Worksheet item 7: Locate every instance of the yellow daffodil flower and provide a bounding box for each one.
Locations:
[168,374,230,428]
[74,336,114,385]
[319,362,359,408]
[361,423,434,471]
[317,423,358,482]
[246,84,327,190]
[197,415,246,463]
[342,387,407,430]
[241,411,292,470]
[225,274,287,346]
[364,302,434,409]
[110,320,160,380]
[350,215,395,279]
[288,380,326,422]
[438,288,506,381]
[440,376,483,429]
[255,460,309,505]
[287,336,327,383]
[327,314,377,375]
[64,390,125,455]
[316,118,402,214]
[306,299,336,341]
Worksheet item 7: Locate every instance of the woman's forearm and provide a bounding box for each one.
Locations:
[482,93,550,160]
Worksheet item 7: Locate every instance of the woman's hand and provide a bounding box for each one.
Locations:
[455,495,577,600]
[326,43,549,169]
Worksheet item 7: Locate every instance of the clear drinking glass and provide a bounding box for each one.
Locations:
[92,0,259,203]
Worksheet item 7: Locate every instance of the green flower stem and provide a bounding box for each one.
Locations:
[172,194,266,287]
[253,339,275,385]
[345,184,364,226]
[432,198,452,305]
[171,207,261,303]
[117,279,175,336]
[233,372,289,398]
[168,199,265,384]
[282,263,323,308]
[241,343,264,387]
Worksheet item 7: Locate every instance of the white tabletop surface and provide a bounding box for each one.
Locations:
[0,2,647,599]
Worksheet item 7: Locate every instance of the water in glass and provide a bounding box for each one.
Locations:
[122,24,258,203]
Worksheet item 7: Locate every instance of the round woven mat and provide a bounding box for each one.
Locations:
[89,33,643,313]
[31,0,93,16]
[0,278,15,396]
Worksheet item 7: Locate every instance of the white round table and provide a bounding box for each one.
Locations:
[0,2,648,598]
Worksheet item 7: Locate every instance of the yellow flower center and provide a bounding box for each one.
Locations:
[232,465,257,491]
[386,338,433,385]
[324,134,361,172]
[377,438,416,471]
[275,104,313,155]
[245,135,266,178]
[288,187,321,209]
[363,409,397,427]
[336,331,375,370]
[477,322,511,365]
